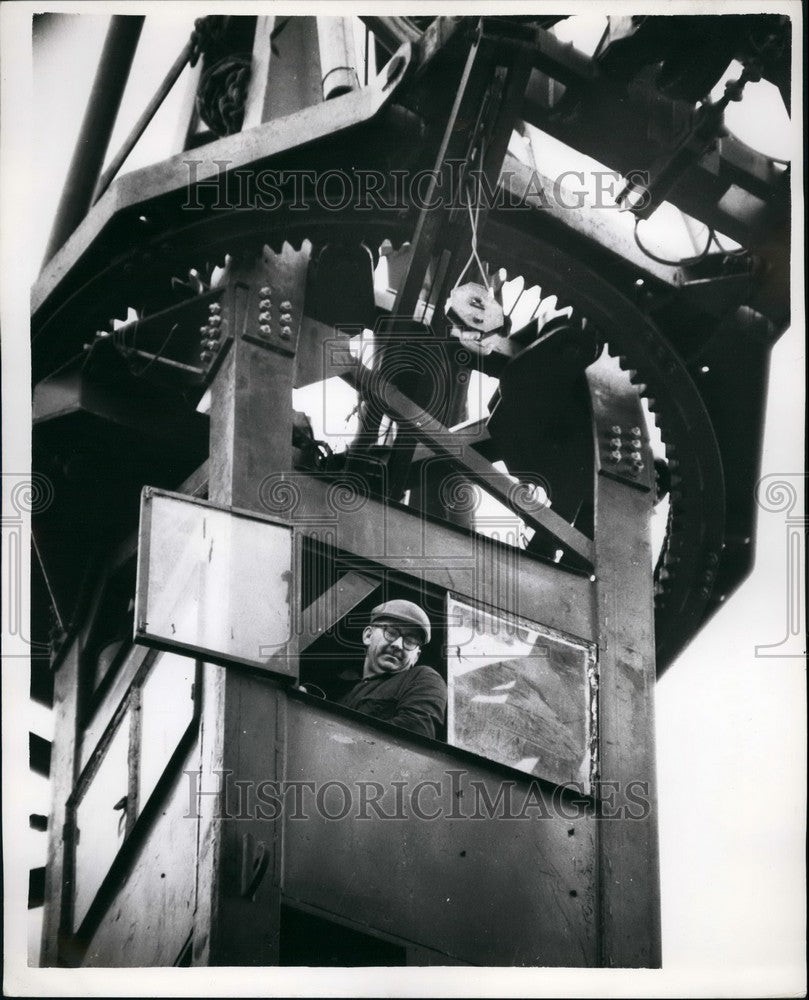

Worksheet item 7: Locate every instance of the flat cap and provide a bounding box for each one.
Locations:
[370,600,431,645]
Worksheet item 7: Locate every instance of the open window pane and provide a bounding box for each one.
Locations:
[446,595,597,791]
[136,489,295,675]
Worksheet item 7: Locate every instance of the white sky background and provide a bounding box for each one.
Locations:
[2,3,805,997]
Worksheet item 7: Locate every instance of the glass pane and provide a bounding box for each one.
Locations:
[137,491,294,674]
[446,595,596,790]
[138,653,196,810]
[73,711,131,930]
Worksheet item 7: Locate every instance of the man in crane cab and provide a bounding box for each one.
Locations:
[334,600,447,739]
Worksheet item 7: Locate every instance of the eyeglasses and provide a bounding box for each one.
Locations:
[376,624,422,651]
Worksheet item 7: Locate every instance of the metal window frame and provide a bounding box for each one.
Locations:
[134,486,301,677]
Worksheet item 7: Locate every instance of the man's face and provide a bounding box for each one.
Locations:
[362,620,422,677]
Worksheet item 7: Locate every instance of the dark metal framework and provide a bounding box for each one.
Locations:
[31,12,790,970]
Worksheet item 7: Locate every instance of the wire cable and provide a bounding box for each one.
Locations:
[633,219,715,267]
[126,323,180,377]
[453,136,491,293]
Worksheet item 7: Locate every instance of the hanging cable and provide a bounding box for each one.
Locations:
[452,136,491,292]
[633,219,715,267]
[124,323,180,377]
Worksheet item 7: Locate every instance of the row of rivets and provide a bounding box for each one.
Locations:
[199,300,223,364]
[256,290,293,340]
[603,425,645,475]
[258,287,273,338]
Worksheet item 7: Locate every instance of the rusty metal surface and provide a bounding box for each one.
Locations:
[283,697,598,966]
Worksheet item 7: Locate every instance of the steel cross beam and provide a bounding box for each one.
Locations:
[342,361,595,570]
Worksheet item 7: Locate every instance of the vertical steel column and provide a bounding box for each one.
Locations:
[193,244,310,966]
[39,644,81,965]
[43,15,144,264]
[588,354,661,968]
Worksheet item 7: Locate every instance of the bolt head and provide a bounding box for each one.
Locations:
[631,438,642,449]
[209,314,221,326]
[630,426,641,436]
[611,425,622,435]
[200,350,213,362]
[259,324,271,335]
[280,300,292,310]
[630,451,642,461]
[259,311,271,322]
[280,326,292,339]
[280,313,292,324]
[608,450,622,463]
[200,325,210,335]
[208,302,221,313]
[259,298,271,309]
[609,437,622,448]
[260,286,272,296]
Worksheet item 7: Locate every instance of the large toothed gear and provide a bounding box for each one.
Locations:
[32,203,725,672]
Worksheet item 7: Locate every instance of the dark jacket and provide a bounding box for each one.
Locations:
[337,663,447,739]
